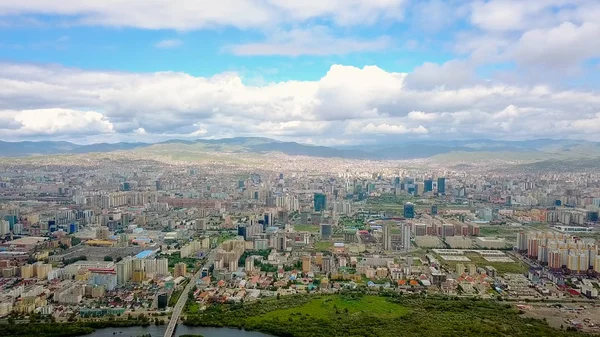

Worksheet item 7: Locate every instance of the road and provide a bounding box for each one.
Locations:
[164,250,216,337]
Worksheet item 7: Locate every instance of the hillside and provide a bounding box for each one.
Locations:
[1,138,600,164]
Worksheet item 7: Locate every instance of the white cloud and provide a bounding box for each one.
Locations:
[228,26,390,56]
[0,62,599,143]
[511,22,600,68]
[154,39,183,48]
[0,108,114,137]
[354,122,429,135]
[469,0,577,32]
[404,60,476,89]
[0,0,409,30]
[407,111,438,121]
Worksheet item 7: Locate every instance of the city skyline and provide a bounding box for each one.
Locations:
[0,0,599,144]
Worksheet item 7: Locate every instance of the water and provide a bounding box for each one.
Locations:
[85,325,275,337]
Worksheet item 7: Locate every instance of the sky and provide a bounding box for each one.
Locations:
[0,0,600,145]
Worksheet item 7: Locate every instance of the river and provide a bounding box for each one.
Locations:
[84,325,275,337]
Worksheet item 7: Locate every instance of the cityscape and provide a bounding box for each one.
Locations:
[0,148,599,336]
[1,0,600,336]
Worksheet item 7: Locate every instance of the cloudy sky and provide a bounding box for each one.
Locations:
[1,0,599,145]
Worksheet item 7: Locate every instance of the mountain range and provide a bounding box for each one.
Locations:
[1,137,600,162]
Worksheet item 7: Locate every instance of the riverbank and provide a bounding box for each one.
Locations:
[0,318,158,337]
[79,325,274,337]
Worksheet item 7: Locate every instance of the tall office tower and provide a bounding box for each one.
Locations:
[277,233,287,251]
[264,212,273,226]
[402,223,411,251]
[404,202,415,219]
[431,205,438,216]
[320,223,333,240]
[437,177,446,195]
[424,179,433,192]
[314,193,327,212]
[383,223,392,251]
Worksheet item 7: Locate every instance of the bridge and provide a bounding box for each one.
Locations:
[164,250,215,337]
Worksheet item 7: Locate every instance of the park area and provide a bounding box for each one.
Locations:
[184,293,585,337]
[437,251,529,275]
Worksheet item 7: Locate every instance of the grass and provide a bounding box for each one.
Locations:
[185,293,584,337]
[294,224,320,233]
[248,296,409,325]
[185,302,200,314]
[479,226,517,236]
[314,241,332,251]
[444,253,529,275]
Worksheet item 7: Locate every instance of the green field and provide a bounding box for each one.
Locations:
[294,224,320,233]
[314,241,331,251]
[479,226,519,236]
[250,296,409,323]
[184,293,583,337]
[444,253,529,275]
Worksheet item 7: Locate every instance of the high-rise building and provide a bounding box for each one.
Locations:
[414,224,427,236]
[156,258,168,275]
[320,223,332,240]
[516,232,528,252]
[402,223,411,251]
[322,256,333,274]
[442,224,455,238]
[528,238,540,259]
[245,257,254,273]
[548,250,562,270]
[424,179,433,192]
[237,225,248,239]
[264,212,273,227]
[277,233,287,251]
[116,259,132,285]
[174,262,187,277]
[404,202,415,219]
[302,255,311,273]
[96,226,110,240]
[314,193,327,212]
[21,264,34,279]
[132,270,146,282]
[383,223,392,251]
[437,177,446,195]
[0,220,9,236]
[586,211,599,222]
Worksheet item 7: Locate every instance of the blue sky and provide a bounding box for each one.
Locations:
[0,21,456,80]
[0,0,600,144]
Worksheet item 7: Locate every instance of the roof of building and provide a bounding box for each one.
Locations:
[135,250,154,259]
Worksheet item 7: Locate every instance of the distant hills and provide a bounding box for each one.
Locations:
[1,137,600,162]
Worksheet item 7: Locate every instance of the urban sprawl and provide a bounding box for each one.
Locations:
[1,158,600,333]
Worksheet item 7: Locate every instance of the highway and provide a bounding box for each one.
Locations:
[164,250,215,337]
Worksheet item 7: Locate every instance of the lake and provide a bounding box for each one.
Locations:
[84,325,275,337]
